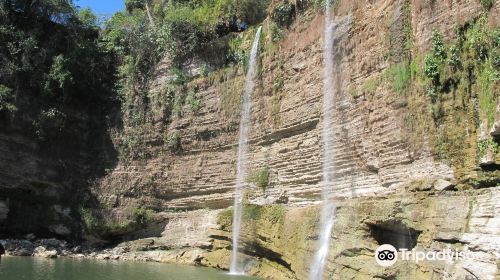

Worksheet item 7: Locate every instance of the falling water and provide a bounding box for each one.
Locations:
[229,26,263,275]
[309,0,337,279]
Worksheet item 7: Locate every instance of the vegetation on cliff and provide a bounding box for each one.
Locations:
[0,0,119,239]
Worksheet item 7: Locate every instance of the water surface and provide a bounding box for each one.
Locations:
[0,257,259,280]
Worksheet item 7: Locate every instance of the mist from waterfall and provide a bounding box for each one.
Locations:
[309,0,337,279]
[229,26,263,275]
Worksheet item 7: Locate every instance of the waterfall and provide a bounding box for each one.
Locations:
[309,0,337,279]
[229,26,263,275]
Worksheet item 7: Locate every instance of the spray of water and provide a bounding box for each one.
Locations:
[309,0,337,279]
[229,26,263,275]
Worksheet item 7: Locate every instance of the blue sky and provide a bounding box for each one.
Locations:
[75,0,125,16]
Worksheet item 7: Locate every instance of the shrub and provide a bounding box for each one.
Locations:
[119,126,147,160]
[172,92,184,118]
[171,68,190,86]
[133,207,154,226]
[448,44,462,71]
[44,54,73,92]
[271,0,295,28]
[125,0,145,13]
[264,205,286,224]
[165,130,182,151]
[424,54,439,80]
[165,21,213,67]
[247,167,271,193]
[270,22,284,42]
[362,77,379,94]
[186,89,201,111]
[480,0,495,10]
[478,138,500,157]
[33,108,67,140]
[0,85,17,113]
[466,17,490,62]
[242,204,263,220]
[426,85,438,102]
[431,30,446,61]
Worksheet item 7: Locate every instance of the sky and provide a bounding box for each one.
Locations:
[74,0,125,16]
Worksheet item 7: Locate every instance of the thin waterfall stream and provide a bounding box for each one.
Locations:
[309,0,337,279]
[229,26,263,275]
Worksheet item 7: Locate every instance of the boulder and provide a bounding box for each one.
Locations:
[433,179,454,191]
[34,246,58,258]
[490,121,500,137]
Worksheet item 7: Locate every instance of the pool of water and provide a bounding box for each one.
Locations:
[0,257,259,280]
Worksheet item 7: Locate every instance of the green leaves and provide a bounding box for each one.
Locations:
[0,85,16,113]
[271,0,294,28]
[247,167,271,193]
[424,54,439,79]
[78,7,98,29]
[45,54,73,91]
[480,0,495,11]
[431,30,446,62]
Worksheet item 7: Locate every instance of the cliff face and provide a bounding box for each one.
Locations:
[1,0,498,278]
[85,0,500,278]
[0,99,117,239]
[93,0,498,210]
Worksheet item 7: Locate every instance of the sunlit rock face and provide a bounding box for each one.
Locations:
[92,0,492,212]
[85,0,499,279]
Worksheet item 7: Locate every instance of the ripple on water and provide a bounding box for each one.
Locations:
[0,257,260,280]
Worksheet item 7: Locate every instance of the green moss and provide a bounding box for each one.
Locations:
[386,63,411,94]
[477,63,497,127]
[362,77,379,95]
[243,204,264,220]
[477,138,500,157]
[80,205,156,239]
[262,205,286,224]
[246,167,271,193]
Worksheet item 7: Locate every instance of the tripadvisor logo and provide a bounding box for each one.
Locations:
[375,244,397,267]
[375,244,477,267]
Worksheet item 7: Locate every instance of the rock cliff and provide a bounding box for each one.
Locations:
[1,0,499,279]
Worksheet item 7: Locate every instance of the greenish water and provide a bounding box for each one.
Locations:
[0,257,258,280]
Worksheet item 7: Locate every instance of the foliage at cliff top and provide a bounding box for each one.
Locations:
[0,0,116,139]
[103,0,270,160]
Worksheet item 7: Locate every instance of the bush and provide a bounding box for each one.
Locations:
[0,85,16,113]
[242,204,264,220]
[165,21,213,67]
[33,108,67,140]
[448,44,462,71]
[424,54,439,80]
[264,205,286,224]
[431,30,446,61]
[165,130,182,151]
[80,206,155,238]
[133,207,155,226]
[480,0,495,10]
[186,89,202,111]
[247,167,271,193]
[44,54,73,92]
[271,0,295,28]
